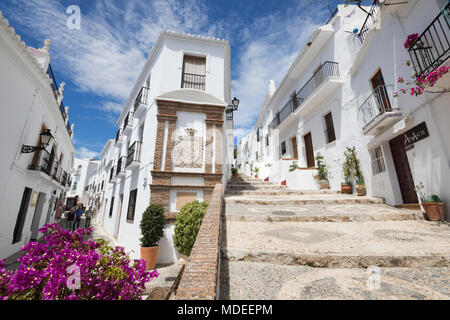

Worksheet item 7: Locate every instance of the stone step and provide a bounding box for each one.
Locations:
[221,220,450,268]
[226,184,287,190]
[224,194,385,205]
[219,261,450,300]
[228,181,278,186]
[225,190,341,196]
[224,203,424,223]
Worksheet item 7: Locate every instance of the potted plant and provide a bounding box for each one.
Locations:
[289,161,299,172]
[416,182,446,221]
[341,154,353,194]
[342,147,365,196]
[355,177,366,196]
[314,154,330,189]
[231,167,238,177]
[139,203,165,270]
[254,167,260,179]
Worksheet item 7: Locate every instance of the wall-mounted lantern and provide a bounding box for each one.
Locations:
[21,129,54,153]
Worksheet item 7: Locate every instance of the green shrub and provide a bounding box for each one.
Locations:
[139,204,165,247]
[174,201,208,256]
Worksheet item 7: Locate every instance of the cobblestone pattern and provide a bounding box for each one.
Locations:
[175,184,223,300]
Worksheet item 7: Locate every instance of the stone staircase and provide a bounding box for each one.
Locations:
[219,175,450,300]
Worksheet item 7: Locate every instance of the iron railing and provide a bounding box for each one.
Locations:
[134,86,149,112]
[270,61,340,129]
[325,8,338,25]
[116,157,126,176]
[408,2,450,77]
[61,171,68,186]
[126,141,142,167]
[124,112,133,129]
[28,150,52,175]
[358,0,380,45]
[109,166,115,182]
[115,128,122,144]
[181,73,206,91]
[359,85,398,130]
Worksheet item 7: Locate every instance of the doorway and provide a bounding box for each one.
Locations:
[389,135,419,204]
[30,193,46,240]
[291,136,298,160]
[371,69,392,113]
[114,194,124,240]
[303,133,315,168]
[12,187,33,244]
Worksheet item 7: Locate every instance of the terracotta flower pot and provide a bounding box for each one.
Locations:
[356,184,366,196]
[319,180,330,190]
[422,202,446,221]
[255,174,258,179]
[140,246,159,270]
[341,184,352,194]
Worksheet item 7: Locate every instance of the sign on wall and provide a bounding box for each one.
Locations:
[29,191,40,207]
[404,122,429,147]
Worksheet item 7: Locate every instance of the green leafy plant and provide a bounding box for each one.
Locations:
[265,163,272,168]
[140,204,165,248]
[174,201,208,256]
[231,167,238,175]
[343,147,364,185]
[415,182,442,203]
[289,161,299,172]
[314,154,329,181]
[254,167,260,173]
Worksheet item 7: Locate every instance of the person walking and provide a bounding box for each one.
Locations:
[66,207,75,230]
[73,205,83,231]
[85,207,92,228]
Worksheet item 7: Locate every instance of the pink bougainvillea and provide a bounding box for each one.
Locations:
[395,65,449,97]
[404,33,419,49]
[0,224,158,300]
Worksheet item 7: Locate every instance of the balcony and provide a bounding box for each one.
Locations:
[357,0,380,45]
[51,160,62,184]
[115,128,124,146]
[359,85,403,135]
[181,73,206,91]
[408,3,450,85]
[270,61,340,129]
[116,157,127,178]
[61,171,68,187]
[109,166,116,182]
[126,141,142,169]
[28,150,52,176]
[123,112,134,135]
[133,86,149,118]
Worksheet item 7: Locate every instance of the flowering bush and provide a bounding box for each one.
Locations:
[394,65,449,97]
[0,224,158,300]
[404,33,419,49]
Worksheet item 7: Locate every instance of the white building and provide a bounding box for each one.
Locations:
[238,1,450,219]
[0,11,76,259]
[66,158,99,209]
[93,31,233,263]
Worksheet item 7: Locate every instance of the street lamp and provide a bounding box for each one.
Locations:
[226,97,240,120]
[21,129,54,153]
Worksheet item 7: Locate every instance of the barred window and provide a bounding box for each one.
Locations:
[369,146,386,174]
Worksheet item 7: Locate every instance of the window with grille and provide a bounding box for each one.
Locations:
[281,141,287,155]
[181,55,206,90]
[324,112,336,143]
[266,135,269,147]
[126,189,138,221]
[369,146,386,174]
[109,197,115,218]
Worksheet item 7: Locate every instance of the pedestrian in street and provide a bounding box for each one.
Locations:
[66,207,75,230]
[85,207,92,228]
[73,205,83,231]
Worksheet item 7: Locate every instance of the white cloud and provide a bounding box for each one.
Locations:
[75,147,98,159]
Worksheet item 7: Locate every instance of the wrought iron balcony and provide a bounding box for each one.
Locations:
[115,128,123,145]
[123,112,134,134]
[61,171,68,186]
[270,61,339,129]
[116,157,127,177]
[109,166,116,182]
[359,85,402,134]
[357,0,380,45]
[408,2,450,77]
[51,160,62,182]
[126,141,142,168]
[133,86,149,117]
[28,150,53,176]
[181,73,206,91]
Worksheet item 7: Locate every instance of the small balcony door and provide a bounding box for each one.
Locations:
[371,70,392,113]
[291,136,298,160]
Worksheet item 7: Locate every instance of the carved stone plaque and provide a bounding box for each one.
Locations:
[173,128,204,169]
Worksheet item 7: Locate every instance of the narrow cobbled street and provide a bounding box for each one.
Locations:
[220,175,450,300]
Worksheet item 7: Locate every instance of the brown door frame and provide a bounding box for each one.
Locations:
[371,69,392,112]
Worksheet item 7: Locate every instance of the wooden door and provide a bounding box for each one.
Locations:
[291,136,298,160]
[304,133,315,168]
[371,69,392,112]
[389,135,419,204]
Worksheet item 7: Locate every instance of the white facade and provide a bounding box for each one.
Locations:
[238,1,450,220]
[66,158,98,209]
[0,11,75,259]
[92,31,232,263]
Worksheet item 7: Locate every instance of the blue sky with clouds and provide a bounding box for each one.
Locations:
[0,0,371,159]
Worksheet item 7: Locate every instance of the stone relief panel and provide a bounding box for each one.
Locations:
[173,128,204,169]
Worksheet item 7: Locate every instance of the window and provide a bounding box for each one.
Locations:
[71,181,78,191]
[369,146,386,174]
[126,189,138,221]
[256,128,261,142]
[281,141,287,155]
[256,151,259,161]
[13,187,32,244]
[266,135,269,147]
[324,112,336,143]
[181,55,206,90]
[76,165,82,176]
[109,197,115,218]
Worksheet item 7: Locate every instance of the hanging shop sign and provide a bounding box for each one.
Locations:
[403,122,429,147]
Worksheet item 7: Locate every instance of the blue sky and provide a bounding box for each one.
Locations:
[0,0,371,159]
